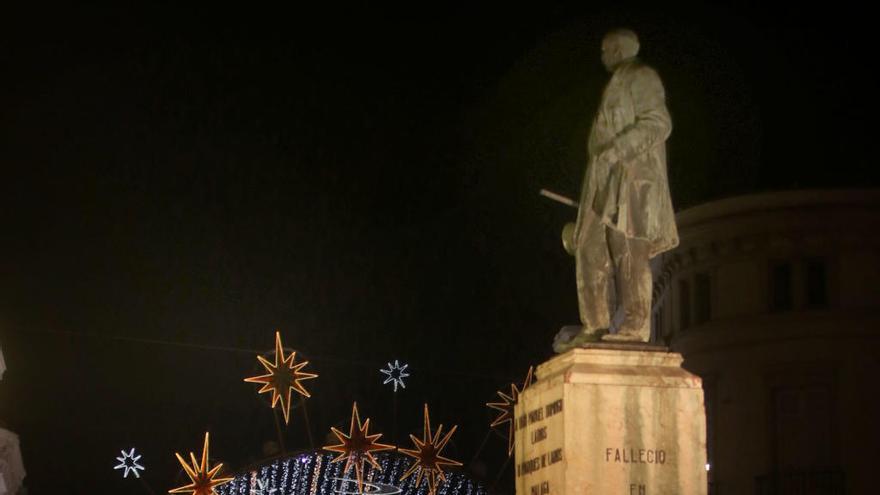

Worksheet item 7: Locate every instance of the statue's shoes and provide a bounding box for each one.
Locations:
[552,325,581,350]
[553,326,608,353]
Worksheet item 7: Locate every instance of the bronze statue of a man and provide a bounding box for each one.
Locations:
[555,29,678,351]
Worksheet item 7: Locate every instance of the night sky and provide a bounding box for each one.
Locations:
[0,3,873,492]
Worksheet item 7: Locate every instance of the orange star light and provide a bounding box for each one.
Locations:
[399,404,463,495]
[486,366,534,456]
[169,432,232,495]
[324,402,395,495]
[244,331,318,424]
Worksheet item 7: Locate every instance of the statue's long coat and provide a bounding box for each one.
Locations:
[575,59,679,258]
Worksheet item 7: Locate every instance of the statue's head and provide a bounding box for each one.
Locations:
[601,29,640,72]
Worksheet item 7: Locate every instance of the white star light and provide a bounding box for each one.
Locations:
[114,448,145,479]
[379,360,410,392]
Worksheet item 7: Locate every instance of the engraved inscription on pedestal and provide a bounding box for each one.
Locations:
[515,347,707,495]
[516,396,565,495]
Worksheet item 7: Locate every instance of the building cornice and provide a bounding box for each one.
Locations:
[651,189,880,305]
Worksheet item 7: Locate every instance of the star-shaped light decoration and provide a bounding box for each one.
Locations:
[399,404,463,495]
[114,447,145,479]
[486,366,534,456]
[245,330,318,424]
[324,402,395,495]
[379,360,410,392]
[169,432,233,495]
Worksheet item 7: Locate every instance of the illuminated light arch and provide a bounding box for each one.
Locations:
[216,451,485,495]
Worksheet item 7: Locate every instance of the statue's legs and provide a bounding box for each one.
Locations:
[604,227,652,341]
[574,213,612,332]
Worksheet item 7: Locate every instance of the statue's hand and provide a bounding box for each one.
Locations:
[597,146,621,166]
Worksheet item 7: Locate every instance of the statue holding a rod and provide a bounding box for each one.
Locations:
[550,29,678,351]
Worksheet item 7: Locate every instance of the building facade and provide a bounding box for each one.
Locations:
[652,190,880,495]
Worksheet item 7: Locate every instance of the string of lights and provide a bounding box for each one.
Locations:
[13,327,512,381]
[216,451,485,495]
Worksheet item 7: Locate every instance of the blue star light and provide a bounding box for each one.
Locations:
[379,360,410,392]
[114,448,145,479]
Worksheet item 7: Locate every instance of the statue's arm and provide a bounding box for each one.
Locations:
[609,67,672,163]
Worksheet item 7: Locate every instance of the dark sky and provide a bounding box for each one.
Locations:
[0,2,874,492]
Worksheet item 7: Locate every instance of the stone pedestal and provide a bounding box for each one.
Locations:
[514,344,707,495]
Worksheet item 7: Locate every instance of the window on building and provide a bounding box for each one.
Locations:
[771,383,834,470]
[653,304,667,344]
[770,262,793,312]
[805,258,828,308]
[679,279,691,330]
[695,272,711,324]
[652,312,659,342]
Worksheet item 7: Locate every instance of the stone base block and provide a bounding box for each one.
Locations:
[514,344,707,495]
